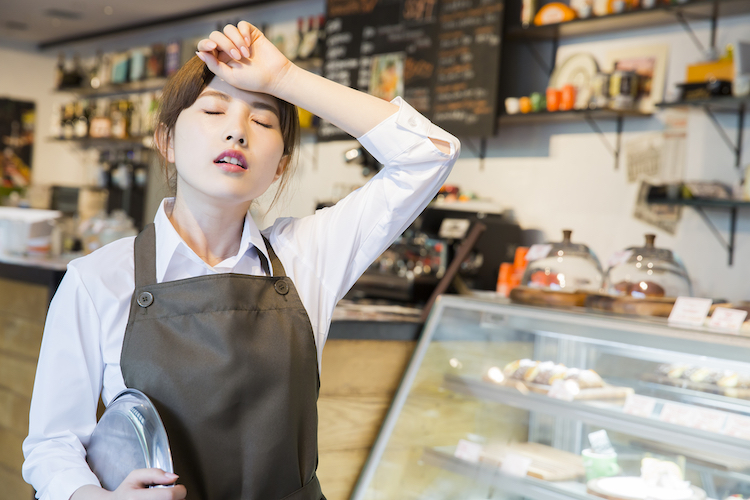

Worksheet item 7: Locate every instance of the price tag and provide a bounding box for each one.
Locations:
[607,249,634,269]
[660,402,727,433]
[723,414,750,440]
[454,439,482,463]
[708,307,748,333]
[525,244,552,262]
[668,297,713,327]
[438,218,471,239]
[547,379,579,401]
[500,452,532,478]
[623,394,657,418]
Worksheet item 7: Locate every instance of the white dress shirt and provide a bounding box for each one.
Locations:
[22,97,459,500]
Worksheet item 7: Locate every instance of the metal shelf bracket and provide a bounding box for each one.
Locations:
[584,114,624,169]
[702,102,745,170]
[691,205,738,265]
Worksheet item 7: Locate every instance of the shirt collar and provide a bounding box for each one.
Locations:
[153,198,273,282]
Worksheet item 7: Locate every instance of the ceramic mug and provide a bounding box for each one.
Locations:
[582,448,620,480]
[505,97,520,115]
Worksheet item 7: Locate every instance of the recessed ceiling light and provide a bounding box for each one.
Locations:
[104,6,114,15]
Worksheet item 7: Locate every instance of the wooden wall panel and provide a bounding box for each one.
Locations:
[317,338,416,500]
[0,278,46,500]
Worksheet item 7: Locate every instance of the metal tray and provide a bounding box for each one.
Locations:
[86,388,174,490]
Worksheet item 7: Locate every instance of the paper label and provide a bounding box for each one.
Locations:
[660,402,727,433]
[708,307,748,333]
[623,394,657,418]
[500,452,532,477]
[547,379,579,401]
[722,414,750,441]
[438,218,471,239]
[668,297,713,327]
[525,244,552,262]
[607,249,634,269]
[454,439,482,463]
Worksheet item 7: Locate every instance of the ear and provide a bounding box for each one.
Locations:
[154,124,175,163]
[273,155,289,183]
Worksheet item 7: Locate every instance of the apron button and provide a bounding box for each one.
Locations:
[274,280,289,295]
[137,291,154,307]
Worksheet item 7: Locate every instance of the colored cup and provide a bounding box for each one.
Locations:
[519,96,532,114]
[530,92,543,112]
[560,84,576,111]
[582,448,620,481]
[546,88,561,112]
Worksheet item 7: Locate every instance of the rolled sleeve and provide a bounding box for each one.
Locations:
[358,97,460,165]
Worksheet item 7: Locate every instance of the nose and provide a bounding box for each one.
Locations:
[225,134,245,145]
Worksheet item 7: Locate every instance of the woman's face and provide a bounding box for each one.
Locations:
[166,78,287,206]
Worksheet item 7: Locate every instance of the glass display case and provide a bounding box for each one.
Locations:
[351,296,750,500]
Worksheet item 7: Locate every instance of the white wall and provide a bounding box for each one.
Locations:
[1,3,749,300]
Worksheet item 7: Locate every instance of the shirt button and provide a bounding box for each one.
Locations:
[137,291,154,308]
[274,280,289,295]
[408,116,419,128]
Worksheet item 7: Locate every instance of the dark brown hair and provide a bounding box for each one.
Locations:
[154,55,300,210]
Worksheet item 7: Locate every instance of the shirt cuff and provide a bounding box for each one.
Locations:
[358,97,445,165]
[39,467,100,500]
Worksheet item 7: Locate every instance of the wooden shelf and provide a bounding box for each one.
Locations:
[657,96,750,113]
[49,136,154,148]
[648,197,750,209]
[55,77,168,98]
[499,108,650,126]
[505,0,750,40]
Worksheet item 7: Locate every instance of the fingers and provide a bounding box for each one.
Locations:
[122,468,179,489]
[207,24,251,61]
[237,21,261,45]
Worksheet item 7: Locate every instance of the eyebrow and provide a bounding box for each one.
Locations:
[198,90,280,119]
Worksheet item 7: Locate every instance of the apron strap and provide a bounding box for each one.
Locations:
[134,223,157,288]
[261,235,287,278]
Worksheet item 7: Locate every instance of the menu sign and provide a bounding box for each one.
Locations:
[321,0,504,140]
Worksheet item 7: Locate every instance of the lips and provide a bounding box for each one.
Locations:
[213,150,248,170]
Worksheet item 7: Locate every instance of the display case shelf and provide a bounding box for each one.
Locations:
[657,96,750,113]
[505,0,750,41]
[443,374,750,462]
[422,447,595,500]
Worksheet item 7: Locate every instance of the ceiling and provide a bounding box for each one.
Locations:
[0,0,272,50]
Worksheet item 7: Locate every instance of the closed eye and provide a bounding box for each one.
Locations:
[253,120,272,129]
[204,110,223,115]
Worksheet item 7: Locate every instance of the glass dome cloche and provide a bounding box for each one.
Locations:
[604,234,692,298]
[522,230,604,293]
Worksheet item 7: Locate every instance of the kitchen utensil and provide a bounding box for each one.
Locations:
[86,388,173,491]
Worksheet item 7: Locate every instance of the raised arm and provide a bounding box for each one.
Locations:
[195,22,451,152]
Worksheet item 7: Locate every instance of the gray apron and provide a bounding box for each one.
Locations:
[120,223,324,500]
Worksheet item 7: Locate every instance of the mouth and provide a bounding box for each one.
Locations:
[214,150,248,170]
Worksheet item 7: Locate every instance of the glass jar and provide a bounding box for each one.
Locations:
[522,230,604,293]
[604,234,692,298]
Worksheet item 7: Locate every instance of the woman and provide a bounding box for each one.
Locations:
[23,21,460,500]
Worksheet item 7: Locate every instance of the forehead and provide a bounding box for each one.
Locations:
[199,78,278,112]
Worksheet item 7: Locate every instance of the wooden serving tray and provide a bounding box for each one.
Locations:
[486,376,634,400]
[510,286,589,308]
[585,294,676,317]
[480,442,585,481]
[587,477,706,500]
[643,373,750,400]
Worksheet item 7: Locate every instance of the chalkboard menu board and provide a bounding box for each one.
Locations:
[320,0,504,140]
